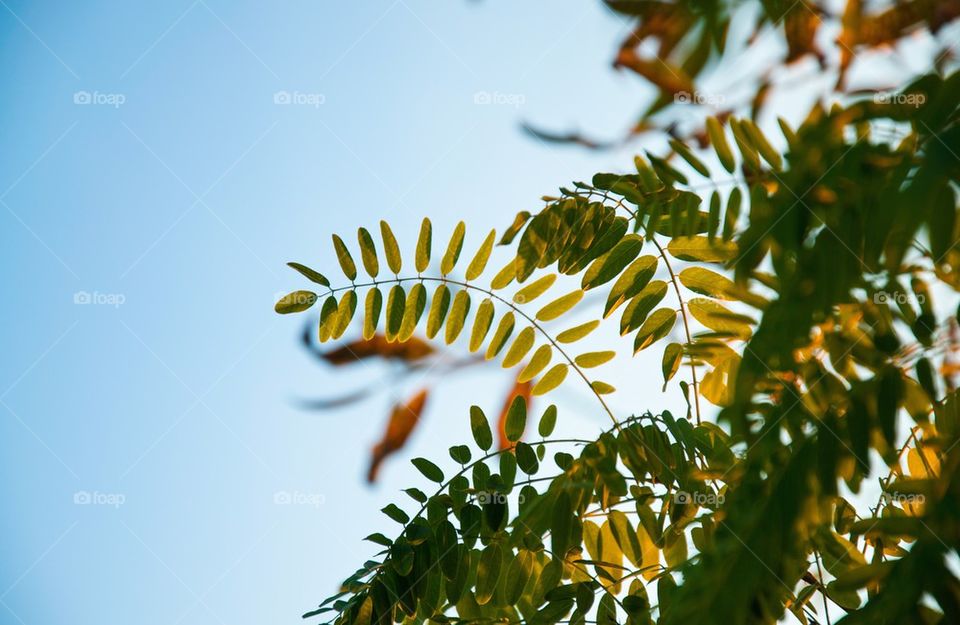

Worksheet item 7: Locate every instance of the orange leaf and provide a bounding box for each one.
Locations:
[367,389,429,483]
[321,334,433,365]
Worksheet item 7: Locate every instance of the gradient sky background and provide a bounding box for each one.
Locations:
[1,1,946,624]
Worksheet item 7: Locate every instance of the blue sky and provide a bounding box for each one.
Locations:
[0,2,678,623]
[4,0,939,623]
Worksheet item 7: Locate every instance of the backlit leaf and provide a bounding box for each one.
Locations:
[662,343,683,390]
[519,345,552,382]
[515,274,557,304]
[634,308,677,352]
[399,283,426,341]
[582,235,644,290]
[706,116,735,173]
[575,351,615,368]
[441,221,466,275]
[486,312,516,359]
[286,262,330,287]
[604,255,658,318]
[445,290,471,344]
[357,227,379,278]
[415,218,432,273]
[426,284,451,339]
[470,405,493,451]
[533,365,568,395]
[470,298,495,352]
[385,285,406,341]
[557,320,600,343]
[275,290,317,314]
[332,234,358,280]
[466,229,496,280]
[621,281,668,334]
[503,327,535,367]
[379,220,402,274]
[537,290,584,321]
[363,288,382,340]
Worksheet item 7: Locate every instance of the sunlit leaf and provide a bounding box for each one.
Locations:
[275,290,317,314]
[486,312,516,359]
[470,298,495,352]
[445,290,471,344]
[332,234,358,280]
[441,221,466,275]
[426,284,451,339]
[575,351,615,368]
[470,405,493,451]
[634,308,677,352]
[357,227,379,278]
[537,290,584,321]
[515,274,557,304]
[363,288,382,340]
[379,220,402,274]
[466,229,496,280]
[519,345,553,382]
[557,320,600,343]
[503,327,536,367]
[415,218,432,273]
[286,262,330,287]
[533,364,568,395]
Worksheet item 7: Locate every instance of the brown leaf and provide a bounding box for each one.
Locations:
[321,334,434,365]
[367,389,429,483]
[497,377,532,450]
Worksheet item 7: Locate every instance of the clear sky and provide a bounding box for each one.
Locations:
[2,1,930,623]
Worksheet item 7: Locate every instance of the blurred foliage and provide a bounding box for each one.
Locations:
[274,2,960,623]
[525,0,960,147]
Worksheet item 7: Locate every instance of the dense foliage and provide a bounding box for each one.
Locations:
[275,2,960,623]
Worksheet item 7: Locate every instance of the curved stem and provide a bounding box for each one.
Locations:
[324,275,623,429]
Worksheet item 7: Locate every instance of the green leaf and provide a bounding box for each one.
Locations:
[688,297,754,339]
[500,211,531,245]
[519,344,553,383]
[574,351,615,368]
[317,296,338,342]
[445,290,471,344]
[485,312,516,359]
[399,283,427,341]
[357,227,379,278]
[381,503,409,524]
[403,487,427,503]
[666,237,738,263]
[411,457,444,483]
[505,395,527,442]
[604,255,658,318]
[363,288,382,340]
[449,445,471,465]
[514,274,556,304]
[441,221,466,275]
[591,381,616,394]
[490,258,517,290]
[379,220,402,274]
[723,187,741,241]
[286,262,330,287]
[515,441,539,474]
[557,320,599,343]
[533,365,568,395]
[539,405,557,437]
[730,118,761,171]
[426,284,451,339]
[582,235,644,290]
[332,234,357,280]
[466,229,496,280]
[331,290,357,339]
[505,550,536,604]
[708,191,720,241]
[621,281,668,334]
[503,327,535,368]
[476,544,502,605]
[537,290,584,321]
[470,406,493,451]
[706,117,735,173]
[415,218,432,273]
[742,119,782,170]
[275,290,317,314]
[609,510,643,568]
[634,308,677,352]
[385,285,406,341]
[669,139,710,176]
[662,343,683,390]
[470,298,495,352]
[678,267,767,308]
